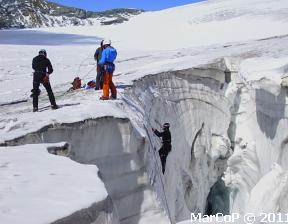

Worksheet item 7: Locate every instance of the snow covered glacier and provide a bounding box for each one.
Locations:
[1,0,288,223]
[2,55,288,223]
[1,64,232,223]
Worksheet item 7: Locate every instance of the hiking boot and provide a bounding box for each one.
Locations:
[110,95,117,100]
[33,107,38,112]
[51,105,59,110]
[100,96,109,100]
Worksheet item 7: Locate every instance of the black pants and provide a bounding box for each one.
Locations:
[158,144,171,174]
[33,73,56,108]
[95,67,104,90]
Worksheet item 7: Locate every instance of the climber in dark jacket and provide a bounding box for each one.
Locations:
[32,49,58,112]
[152,123,172,174]
[94,40,104,90]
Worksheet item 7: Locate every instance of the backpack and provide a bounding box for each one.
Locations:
[108,47,117,63]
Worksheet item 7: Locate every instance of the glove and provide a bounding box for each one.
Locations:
[43,75,50,84]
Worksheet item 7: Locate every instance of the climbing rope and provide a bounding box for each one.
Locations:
[143,124,173,224]
[76,56,91,75]
[75,55,98,81]
[120,95,173,223]
[81,64,97,80]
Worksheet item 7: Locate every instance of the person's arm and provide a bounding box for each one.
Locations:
[47,59,53,75]
[32,58,36,70]
[94,48,99,61]
[152,128,164,137]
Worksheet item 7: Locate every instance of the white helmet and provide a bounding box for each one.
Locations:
[103,39,111,46]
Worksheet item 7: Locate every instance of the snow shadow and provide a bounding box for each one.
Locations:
[0,30,100,45]
[255,88,286,139]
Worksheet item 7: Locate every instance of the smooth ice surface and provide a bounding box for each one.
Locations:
[0,30,100,45]
[38,0,288,50]
[0,143,108,224]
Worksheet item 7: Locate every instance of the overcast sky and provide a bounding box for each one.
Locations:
[48,0,205,11]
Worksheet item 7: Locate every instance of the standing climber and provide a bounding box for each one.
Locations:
[98,39,117,100]
[94,40,104,90]
[32,49,58,112]
[152,123,172,174]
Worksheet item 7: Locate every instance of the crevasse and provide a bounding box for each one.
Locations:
[3,58,288,224]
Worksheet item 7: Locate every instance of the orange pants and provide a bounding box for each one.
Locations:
[103,71,117,98]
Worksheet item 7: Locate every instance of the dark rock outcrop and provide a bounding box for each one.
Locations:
[0,0,143,29]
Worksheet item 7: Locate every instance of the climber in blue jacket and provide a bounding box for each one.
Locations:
[98,39,117,100]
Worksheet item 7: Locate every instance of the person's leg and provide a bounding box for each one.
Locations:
[95,66,101,90]
[99,68,104,89]
[101,71,110,99]
[109,74,117,99]
[158,147,166,174]
[32,80,40,109]
[42,81,57,106]
[161,154,168,174]
[159,145,171,174]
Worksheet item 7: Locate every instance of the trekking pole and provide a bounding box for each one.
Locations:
[143,124,173,224]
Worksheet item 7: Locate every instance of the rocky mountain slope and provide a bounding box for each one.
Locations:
[0,0,143,29]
